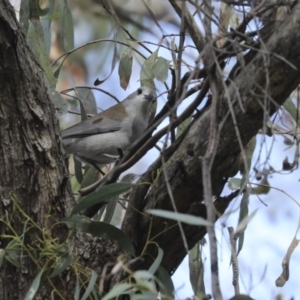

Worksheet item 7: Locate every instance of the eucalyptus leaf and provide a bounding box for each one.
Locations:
[71,183,136,215]
[50,254,73,278]
[228,178,242,190]
[73,156,83,184]
[24,269,45,300]
[155,266,174,299]
[235,189,249,255]
[45,79,68,117]
[59,0,74,52]
[103,196,118,224]
[74,276,80,300]
[101,283,132,300]
[140,50,158,87]
[189,242,205,297]
[27,20,56,86]
[152,57,170,82]
[75,87,97,115]
[81,270,98,300]
[283,98,300,127]
[119,51,133,90]
[148,247,163,275]
[147,209,212,226]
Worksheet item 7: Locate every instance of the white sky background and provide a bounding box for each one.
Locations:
[10,0,300,299]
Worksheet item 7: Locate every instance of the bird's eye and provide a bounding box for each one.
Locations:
[137,88,143,95]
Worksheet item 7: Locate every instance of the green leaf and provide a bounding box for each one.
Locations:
[74,276,80,300]
[40,0,55,54]
[27,20,56,86]
[152,57,170,82]
[81,270,98,300]
[228,178,242,190]
[155,266,174,300]
[250,176,270,195]
[147,209,212,226]
[5,239,21,268]
[24,269,45,300]
[189,242,205,298]
[73,156,83,184]
[119,51,133,90]
[148,248,163,275]
[140,50,158,88]
[71,183,136,215]
[75,87,97,115]
[80,166,99,189]
[239,136,256,175]
[236,208,258,234]
[283,98,300,128]
[62,216,135,255]
[134,270,156,290]
[235,190,249,255]
[59,0,74,52]
[101,283,132,300]
[50,254,73,278]
[103,196,118,224]
[45,79,68,117]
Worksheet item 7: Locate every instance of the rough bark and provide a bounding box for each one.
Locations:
[0,2,75,298]
[122,2,300,274]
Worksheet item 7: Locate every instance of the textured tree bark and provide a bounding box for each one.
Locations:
[122,2,300,274]
[0,1,76,298]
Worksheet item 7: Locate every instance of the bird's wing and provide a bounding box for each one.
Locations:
[61,117,122,139]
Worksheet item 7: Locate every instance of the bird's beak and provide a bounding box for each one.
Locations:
[144,93,155,101]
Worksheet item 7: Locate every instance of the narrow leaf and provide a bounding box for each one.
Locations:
[101,283,132,300]
[27,20,56,86]
[24,269,44,300]
[50,254,73,278]
[59,0,74,52]
[81,270,98,300]
[140,50,158,88]
[45,79,68,117]
[118,51,133,90]
[189,242,205,297]
[74,276,80,300]
[155,266,174,299]
[152,57,170,82]
[147,209,212,226]
[71,183,136,215]
[73,156,83,184]
[236,208,258,234]
[228,178,242,190]
[148,247,163,275]
[75,87,97,115]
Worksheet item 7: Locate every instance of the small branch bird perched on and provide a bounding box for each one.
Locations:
[61,86,156,173]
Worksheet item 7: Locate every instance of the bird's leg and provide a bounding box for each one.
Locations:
[90,162,106,176]
[115,147,124,166]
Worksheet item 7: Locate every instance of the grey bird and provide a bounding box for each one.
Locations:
[61,86,156,172]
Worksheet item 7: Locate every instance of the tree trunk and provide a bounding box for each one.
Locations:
[0,1,75,298]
